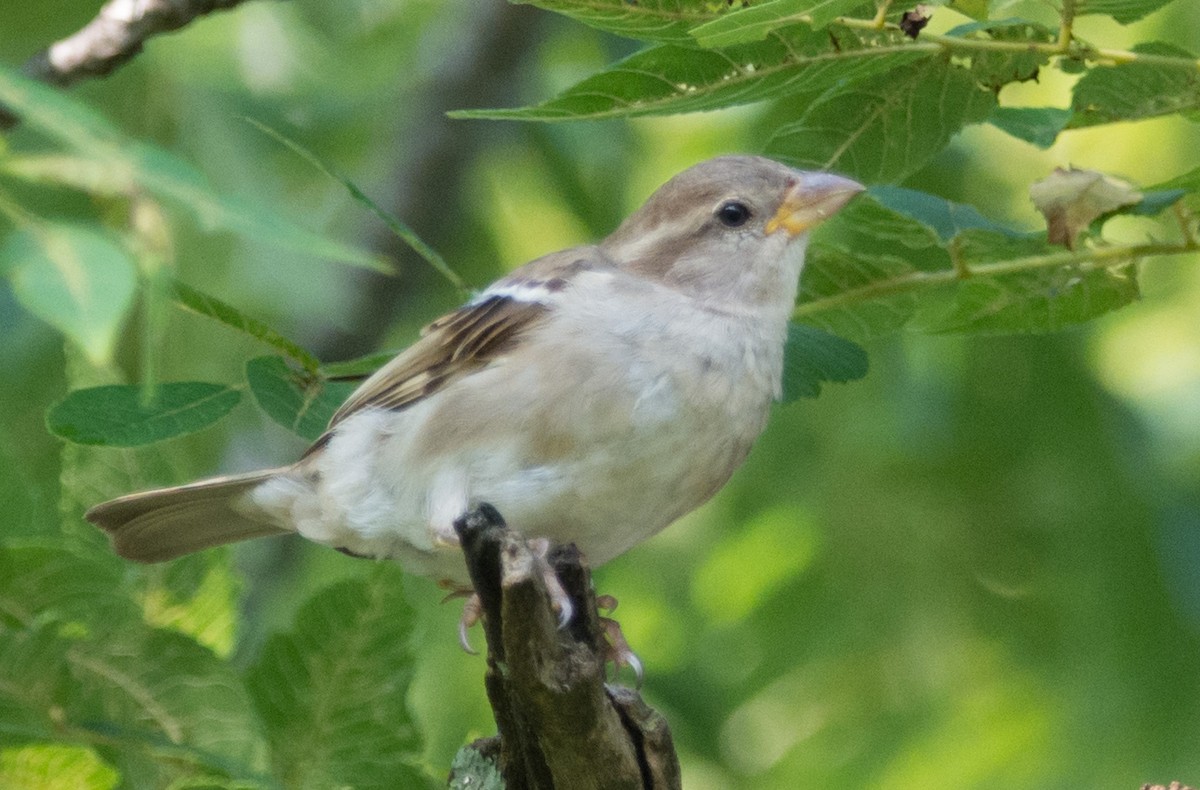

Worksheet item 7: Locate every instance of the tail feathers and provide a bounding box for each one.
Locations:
[85,469,293,563]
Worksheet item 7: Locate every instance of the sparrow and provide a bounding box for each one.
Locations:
[86,156,862,603]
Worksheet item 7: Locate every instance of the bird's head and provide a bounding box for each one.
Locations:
[602,155,863,311]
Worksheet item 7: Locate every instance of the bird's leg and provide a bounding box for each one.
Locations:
[596,594,644,687]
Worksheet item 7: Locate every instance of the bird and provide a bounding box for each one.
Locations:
[86,155,863,633]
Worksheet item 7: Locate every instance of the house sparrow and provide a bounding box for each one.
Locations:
[86,156,863,598]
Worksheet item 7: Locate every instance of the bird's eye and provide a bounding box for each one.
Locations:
[716,201,752,228]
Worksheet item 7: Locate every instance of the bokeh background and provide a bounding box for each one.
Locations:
[3,1,1199,787]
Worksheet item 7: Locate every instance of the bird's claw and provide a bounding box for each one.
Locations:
[457,592,481,655]
[598,595,644,687]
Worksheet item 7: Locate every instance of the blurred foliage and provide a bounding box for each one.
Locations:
[1,0,1199,788]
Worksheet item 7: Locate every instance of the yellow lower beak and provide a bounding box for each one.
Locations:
[765,173,865,237]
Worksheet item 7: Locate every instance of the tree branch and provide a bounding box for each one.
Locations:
[450,504,682,790]
[1,0,253,128]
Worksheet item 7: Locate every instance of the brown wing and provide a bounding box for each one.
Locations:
[323,294,549,431]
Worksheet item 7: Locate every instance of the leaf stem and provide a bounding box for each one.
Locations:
[793,240,1197,320]
[1058,0,1077,52]
[871,1,892,29]
[831,16,1200,70]
[243,116,470,296]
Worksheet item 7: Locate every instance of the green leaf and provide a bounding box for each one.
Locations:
[988,107,1071,148]
[245,356,356,441]
[513,0,719,42]
[450,26,928,121]
[0,224,136,367]
[868,186,1019,242]
[0,744,118,790]
[690,0,867,47]
[320,351,396,380]
[246,568,424,790]
[1069,42,1200,128]
[781,323,869,401]
[69,627,269,784]
[943,19,1055,90]
[0,65,387,273]
[1113,188,1188,217]
[171,280,321,373]
[0,65,126,157]
[764,56,997,183]
[244,117,464,292]
[130,146,392,275]
[798,217,1142,340]
[0,154,135,196]
[0,625,72,743]
[915,231,1141,333]
[1075,0,1177,23]
[47,383,242,446]
[0,546,134,630]
[796,243,920,340]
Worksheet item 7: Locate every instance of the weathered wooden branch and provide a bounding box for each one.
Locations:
[449,504,682,790]
[1,0,253,128]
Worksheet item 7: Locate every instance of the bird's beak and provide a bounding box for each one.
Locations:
[765,173,865,237]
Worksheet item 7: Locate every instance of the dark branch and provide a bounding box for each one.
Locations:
[452,505,682,790]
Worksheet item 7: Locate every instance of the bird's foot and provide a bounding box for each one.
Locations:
[440,536,576,656]
[596,594,644,687]
[527,537,574,629]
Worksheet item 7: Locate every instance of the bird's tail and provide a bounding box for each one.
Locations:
[85,469,293,563]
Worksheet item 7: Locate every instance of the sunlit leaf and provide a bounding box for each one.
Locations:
[1076,0,1177,23]
[0,154,134,196]
[690,0,867,47]
[451,26,927,121]
[47,383,242,446]
[1070,42,1200,127]
[988,107,1071,148]
[764,56,997,183]
[0,744,118,790]
[245,356,356,441]
[0,224,136,366]
[246,568,424,789]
